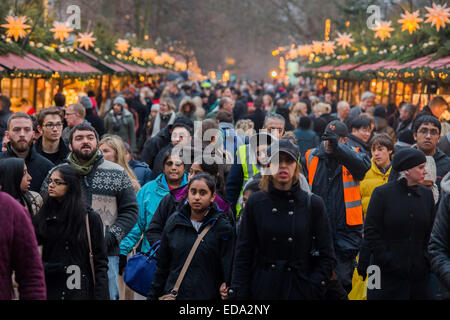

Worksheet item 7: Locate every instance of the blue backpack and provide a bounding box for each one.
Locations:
[123,240,160,296]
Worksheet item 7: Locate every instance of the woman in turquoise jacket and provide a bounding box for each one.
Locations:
[119,149,188,256]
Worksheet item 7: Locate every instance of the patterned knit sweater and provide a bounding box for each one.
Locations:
[41,154,139,256]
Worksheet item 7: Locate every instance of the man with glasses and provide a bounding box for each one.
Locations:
[35,107,70,165]
[62,103,87,144]
[347,116,373,157]
[0,113,54,192]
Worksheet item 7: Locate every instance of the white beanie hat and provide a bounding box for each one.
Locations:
[424,156,437,183]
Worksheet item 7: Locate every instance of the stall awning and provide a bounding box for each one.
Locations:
[75,48,128,74]
[334,63,361,71]
[0,53,52,75]
[315,65,334,72]
[24,53,78,73]
[59,59,101,74]
[113,59,148,74]
[423,56,450,69]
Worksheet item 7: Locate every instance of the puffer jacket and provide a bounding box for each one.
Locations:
[301,142,371,258]
[147,202,234,300]
[119,172,188,255]
[359,158,391,217]
[429,172,450,299]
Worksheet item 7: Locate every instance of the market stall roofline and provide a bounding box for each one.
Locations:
[0,53,52,74]
[75,48,128,73]
[59,58,102,74]
[24,53,79,73]
[113,59,148,74]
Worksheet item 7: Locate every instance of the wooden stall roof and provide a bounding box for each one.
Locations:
[0,53,52,73]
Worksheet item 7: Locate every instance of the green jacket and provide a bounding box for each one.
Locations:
[104,108,137,152]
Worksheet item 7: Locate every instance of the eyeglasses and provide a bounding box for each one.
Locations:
[44,123,63,129]
[418,128,439,136]
[165,161,183,167]
[48,179,67,186]
[65,113,76,116]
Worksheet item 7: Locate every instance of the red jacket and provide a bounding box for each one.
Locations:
[0,191,46,300]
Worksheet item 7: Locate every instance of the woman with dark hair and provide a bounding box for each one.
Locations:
[229,138,336,300]
[32,164,109,300]
[0,158,42,216]
[148,173,234,300]
[145,153,234,247]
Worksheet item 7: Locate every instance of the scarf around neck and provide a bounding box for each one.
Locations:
[67,150,99,176]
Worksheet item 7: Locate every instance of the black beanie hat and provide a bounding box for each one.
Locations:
[397,129,415,145]
[392,148,426,172]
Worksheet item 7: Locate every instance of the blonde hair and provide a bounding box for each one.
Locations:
[99,135,141,192]
[292,102,308,117]
[160,97,176,112]
[235,119,255,136]
[313,102,331,116]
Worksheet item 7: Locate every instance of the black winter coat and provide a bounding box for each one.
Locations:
[141,126,171,169]
[85,109,105,139]
[34,137,70,165]
[148,203,234,300]
[364,178,436,300]
[230,183,336,300]
[146,185,234,247]
[0,144,54,192]
[34,208,109,300]
[301,142,371,258]
[347,134,371,157]
[428,172,450,299]
[244,108,266,132]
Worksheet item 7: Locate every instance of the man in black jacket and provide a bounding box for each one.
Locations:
[244,97,266,132]
[80,96,105,138]
[429,172,450,300]
[0,113,54,192]
[35,107,70,165]
[302,120,371,293]
[347,116,373,157]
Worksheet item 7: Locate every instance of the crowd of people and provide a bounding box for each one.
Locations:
[0,77,449,301]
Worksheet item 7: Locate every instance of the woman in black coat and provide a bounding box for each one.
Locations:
[363,148,436,300]
[145,154,233,247]
[33,165,109,300]
[229,139,336,300]
[148,174,234,300]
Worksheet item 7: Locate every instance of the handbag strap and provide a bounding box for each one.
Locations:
[171,224,212,296]
[85,213,96,286]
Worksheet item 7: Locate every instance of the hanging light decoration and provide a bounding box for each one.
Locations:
[335,32,354,49]
[312,41,323,55]
[398,10,423,34]
[373,21,394,41]
[322,41,336,55]
[77,32,96,50]
[1,15,31,41]
[141,48,158,61]
[424,2,450,32]
[115,39,130,53]
[50,21,73,42]
[131,47,141,58]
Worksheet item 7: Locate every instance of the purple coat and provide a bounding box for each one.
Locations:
[0,191,46,300]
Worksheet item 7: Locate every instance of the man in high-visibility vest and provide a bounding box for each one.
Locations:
[226,114,285,218]
[302,120,371,294]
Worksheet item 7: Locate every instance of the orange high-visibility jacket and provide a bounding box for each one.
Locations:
[305,148,363,226]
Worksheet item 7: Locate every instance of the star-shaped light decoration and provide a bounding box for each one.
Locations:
[1,16,31,41]
[322,41,336,55]
[141,48,158,61]
[115,39,130,53]
[77,32,96,50]
[335,32,354,49]
[373,21,394,41]
[131,47,141,59]
[50,21,73,42]
[312,41,323,55]
[398,10,423,34]
[424,2,450,32]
